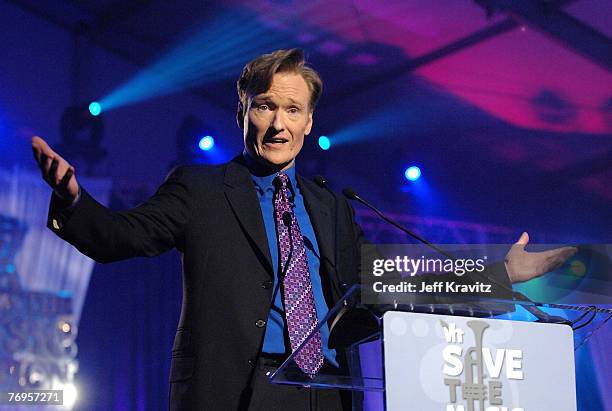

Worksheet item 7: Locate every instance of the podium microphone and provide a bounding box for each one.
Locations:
[342,186,570,324]
[313,176,347,298]
[313,175,328,188]
[314,177,381,348]
[342,187,455,260]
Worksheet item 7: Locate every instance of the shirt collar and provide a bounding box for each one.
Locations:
[248,161,297,196]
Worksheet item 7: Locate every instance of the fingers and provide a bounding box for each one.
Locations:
[31,135,51,152]
[38,154,55,184]
[565,246,578,257]
[534,246,579,276]
[58,167,74,190]
[32,135,54,175]
[515,232,529,246]
[507,243,579,283]
[542,246,578,261]
[32,137,62,176]
[31,136,75,183]
[48,159,59,183]
[31,136,54,162]
[48,158,74,188]
[505,234,527,262]
[550,246,578,268]
[38,154,53,180]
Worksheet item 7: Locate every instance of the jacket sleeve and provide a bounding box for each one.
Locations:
[47,167,191,263]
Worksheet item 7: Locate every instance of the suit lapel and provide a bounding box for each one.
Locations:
[297,175,336,268]
[224,158,273,275]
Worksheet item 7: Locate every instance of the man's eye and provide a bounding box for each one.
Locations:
[257,104,269,111]
[288,107,299,114]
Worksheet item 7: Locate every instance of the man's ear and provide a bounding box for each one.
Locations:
[236,102,244,129]
[305,110,313,135]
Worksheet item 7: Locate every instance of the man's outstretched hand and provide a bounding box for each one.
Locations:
[31,136,80,204]
[505,232,578,283]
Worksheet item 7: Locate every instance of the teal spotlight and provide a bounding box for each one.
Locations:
[318,135,331,150]
[405,166,421,181]
[88,101,102,116]
[198,135,214,151]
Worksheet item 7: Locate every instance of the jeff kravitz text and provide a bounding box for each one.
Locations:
[441,320,524,411]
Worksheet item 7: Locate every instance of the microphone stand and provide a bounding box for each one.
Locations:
[314,175,350,299]
[317,176,567,324]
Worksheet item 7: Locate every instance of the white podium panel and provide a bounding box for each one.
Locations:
[383,311,576,411]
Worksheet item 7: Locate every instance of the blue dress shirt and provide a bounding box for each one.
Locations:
[250,165,337,365]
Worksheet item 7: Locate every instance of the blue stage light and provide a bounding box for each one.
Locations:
[318,135,331,150]
[405,166,421,181]
[88,101,102,116]
[198,136,215,151]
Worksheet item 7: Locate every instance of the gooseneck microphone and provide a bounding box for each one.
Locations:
[341,186,512,289]
[341,187,455,260]
[314,176,385,348]
[313,175,328,188]
[313,175,346,297]
[340,185,568,324]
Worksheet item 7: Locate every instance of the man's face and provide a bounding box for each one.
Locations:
[243,71,313,171]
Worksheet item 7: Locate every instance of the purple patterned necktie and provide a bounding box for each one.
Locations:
[274,172,324,376]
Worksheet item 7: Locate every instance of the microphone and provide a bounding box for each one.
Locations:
[313,175,347,296]
[313,175,328,187]
[342,186,505,284]
[342,187,455,260]
[315,176,380,348]
[342,187,568,323]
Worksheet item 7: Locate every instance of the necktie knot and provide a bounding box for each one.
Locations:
[274,172,289,192]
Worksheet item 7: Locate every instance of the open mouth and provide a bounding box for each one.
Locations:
[263,137,289,145]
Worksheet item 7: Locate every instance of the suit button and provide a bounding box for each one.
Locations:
[261,280,273,289]
[248,358,256,367]
[255,319,266,328]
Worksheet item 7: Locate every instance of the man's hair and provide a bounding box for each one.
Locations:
[236,48,323,126]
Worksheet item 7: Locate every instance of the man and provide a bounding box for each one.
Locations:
[31,49,574,410]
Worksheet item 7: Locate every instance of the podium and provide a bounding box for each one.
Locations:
[269,285,611,411]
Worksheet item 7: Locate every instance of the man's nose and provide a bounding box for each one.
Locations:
[271,109,285,131]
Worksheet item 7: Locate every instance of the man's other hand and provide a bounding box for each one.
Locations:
[31,136,80,204]
[505,232,578,283]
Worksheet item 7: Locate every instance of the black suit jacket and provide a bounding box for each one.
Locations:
[48,156,364,410]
